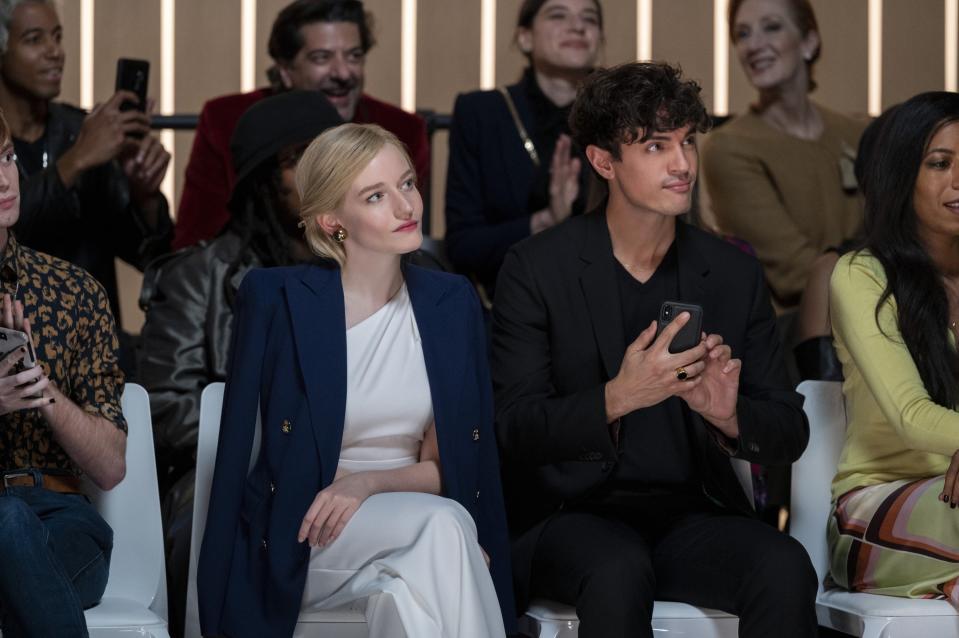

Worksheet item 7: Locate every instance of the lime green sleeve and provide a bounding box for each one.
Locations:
[830,255,959,456]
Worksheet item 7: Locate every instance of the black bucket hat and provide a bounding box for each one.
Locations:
[229,90,344,202]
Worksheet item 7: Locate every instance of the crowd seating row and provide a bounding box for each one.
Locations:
[41,382,958,638]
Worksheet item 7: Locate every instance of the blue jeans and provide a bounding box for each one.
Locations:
[0,485,113,638]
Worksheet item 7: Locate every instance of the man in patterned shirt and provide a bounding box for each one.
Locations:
[0,108,127,636]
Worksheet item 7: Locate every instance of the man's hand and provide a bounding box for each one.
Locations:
[605,313,707,422]
[298,472,373,547]
[677,333,741,438]
[56,90,150,188]
[123,134,171,207]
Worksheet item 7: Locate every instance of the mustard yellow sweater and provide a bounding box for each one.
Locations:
[703,106,866,310]
[830,252,957,499]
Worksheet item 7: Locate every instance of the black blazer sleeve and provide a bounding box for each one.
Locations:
[444,92,533,283]
[723,258,809,465]
[492,247,617,467]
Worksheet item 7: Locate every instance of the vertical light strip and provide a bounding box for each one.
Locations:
[400,0,417,113]
[79,0,94,109]
[241,0,257,92]
[636,0,653,61]
[160,0,175,207]
[713,0,729,116]
[480,0,496,89]
[946,0,958,91]
[637,0,652,61]
[868,0,882,116]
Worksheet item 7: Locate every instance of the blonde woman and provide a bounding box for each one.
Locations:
[198,123,515,638]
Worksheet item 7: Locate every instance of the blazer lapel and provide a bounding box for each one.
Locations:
[579,210,626,380]
[285,266,347,487]
[404,265,468,495]
[674,221,711,307]
[672,222,722,474]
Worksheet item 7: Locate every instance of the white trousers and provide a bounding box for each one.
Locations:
[300,492,507,638]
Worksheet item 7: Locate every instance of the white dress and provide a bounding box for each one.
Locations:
[300,285,507,638]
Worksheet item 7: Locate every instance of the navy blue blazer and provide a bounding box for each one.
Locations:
[197,263,516,637]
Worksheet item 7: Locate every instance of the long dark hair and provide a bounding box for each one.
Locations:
[862,91,959,407]
[223,159,304,302]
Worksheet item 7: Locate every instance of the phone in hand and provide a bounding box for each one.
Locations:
[115,58,149,120]
[0,326,36,373]
[656,301,703,354]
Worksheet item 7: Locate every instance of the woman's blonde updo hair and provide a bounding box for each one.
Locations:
[296,123,414,266]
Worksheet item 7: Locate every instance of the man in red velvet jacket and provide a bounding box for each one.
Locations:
[173,0,429,249]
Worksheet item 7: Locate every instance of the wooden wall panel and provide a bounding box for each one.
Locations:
[601,1,637,68]
[810,0,868,116]
[362,0,402,106]
[652,0,715,110]
[883,0,944,110]
[495,0,525,87]
[416,0,481,237]
[256,0,288,89]
[93,0,162,105]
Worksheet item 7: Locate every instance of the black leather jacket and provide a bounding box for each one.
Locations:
[138,231,255,459]
[15,102,172,321]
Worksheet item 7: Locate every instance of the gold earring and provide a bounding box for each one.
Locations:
[332,227,348,243]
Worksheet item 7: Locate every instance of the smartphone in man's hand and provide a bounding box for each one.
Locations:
[656,301,703,354]
[115,58,150,139]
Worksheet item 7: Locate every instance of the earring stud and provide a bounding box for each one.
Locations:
[332,227,348,243]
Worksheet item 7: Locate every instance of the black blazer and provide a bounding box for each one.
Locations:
[444,81,589,294]
[198,264,516,637]
[491,210,809,609]
[446,83,536,294]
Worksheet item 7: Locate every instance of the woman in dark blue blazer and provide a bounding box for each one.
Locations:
[445,0,603,298]
[197,123,515,638]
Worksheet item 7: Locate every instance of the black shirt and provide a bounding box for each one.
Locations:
[13,135,48,176]
[610,243,699,492]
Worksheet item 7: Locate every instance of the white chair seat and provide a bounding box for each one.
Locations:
[818,589,957,618]
[521,598,739,637]
[298,601,367,623]
[85,597,169,629]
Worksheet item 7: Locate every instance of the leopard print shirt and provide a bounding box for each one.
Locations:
[0,234,126,476]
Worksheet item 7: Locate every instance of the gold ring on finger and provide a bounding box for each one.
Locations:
[675,366,688,381]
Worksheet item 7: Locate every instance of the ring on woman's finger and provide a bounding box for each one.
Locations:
[675,366,688,381]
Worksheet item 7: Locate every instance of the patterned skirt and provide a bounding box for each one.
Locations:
[828,476,959,606]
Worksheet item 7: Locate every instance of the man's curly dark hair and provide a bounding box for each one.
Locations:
[569,62,710,161]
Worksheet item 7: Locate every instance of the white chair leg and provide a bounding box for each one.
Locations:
[859,616,892,638]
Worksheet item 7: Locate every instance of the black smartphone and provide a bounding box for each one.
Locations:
[115,58,149,113]
[656,301,703,354]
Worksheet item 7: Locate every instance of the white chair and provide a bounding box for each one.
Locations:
[184,382,367,638]
[519,457,753,637]
[520,598,739,637]
[793,380,959,638]
[84,382,170,637]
